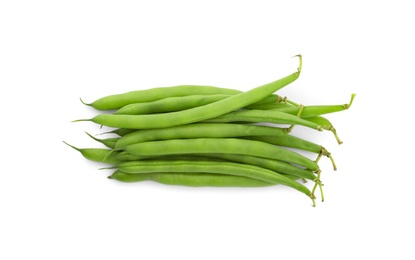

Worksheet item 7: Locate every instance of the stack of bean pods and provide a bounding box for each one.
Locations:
[66,56,354,206]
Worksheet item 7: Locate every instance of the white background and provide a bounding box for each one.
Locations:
[1,1,414,259]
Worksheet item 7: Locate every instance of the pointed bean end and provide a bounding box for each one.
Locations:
[80,98,92,106]
[72,118,92,123]
[85,131,100,142]
[63,141,80,152]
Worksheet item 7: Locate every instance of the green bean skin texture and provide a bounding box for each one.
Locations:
[247,101,291,110]
[195,153,317,181]
[115,94,232,115]
[109,170,282,187]
[124,138,319,171]
[203,109,323,131]
[115,94,280,115]
[87,85,242,110]
[115,123,289,149]
[80,66,301,129]
[114,153,316,180]
[63,142,121,164]
[243,135,323,154]
[116,159,311,196]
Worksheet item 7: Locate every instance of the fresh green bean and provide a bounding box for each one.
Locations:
[114,94,231,115]
[114,159,314,200]
[114,153,316,180]
[75,56,302,129]
[115,94,280,115]
[114,123,303,149]
[83,85,242,110]
[124,138,319,171]
[109,170,300,186]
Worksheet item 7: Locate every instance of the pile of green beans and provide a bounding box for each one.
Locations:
[66,55,354,206]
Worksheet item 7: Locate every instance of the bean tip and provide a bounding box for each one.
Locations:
[85,131,100,142]
[63,141,80,152]
[80,98,92,106]
[291,54,302,74]
[71,118,91,123]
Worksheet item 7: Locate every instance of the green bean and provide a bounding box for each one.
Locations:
[82,85,241,110]
[115,94,231,115]
[114,94,280,115]
[114,159,314,201]
[109,170,300,187]
[63,141,121,164]
[124,138,319,171]
[75,56,302,129]
[203,109,323,131]
[114,123,303,149]
[114,153,316,180]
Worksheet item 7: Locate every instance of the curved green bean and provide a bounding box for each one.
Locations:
[114,153,316,180]
[114,159,313,199]
[124,138,319,171]
[115,123,300,149]
[109,170,282,187]
[83,85,241,110]
[115,94,280,115]
[75,56,302,129]
[115,94,231,115]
